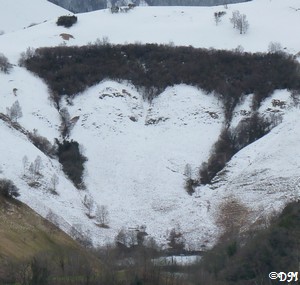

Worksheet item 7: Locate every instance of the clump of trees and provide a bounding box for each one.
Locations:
[22,155,44,187]
[55,139,86,189]
[199,113,272,184]
[56,15,77,28]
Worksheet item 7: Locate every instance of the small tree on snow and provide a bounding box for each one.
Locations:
[33,155,43,176]
[236,13,249,34]
[214,11,226,26]
[22,155,28,176]
[95,205,109,227]
[50,174,59,193]
[184,163,197,195]
[27,156,43,183]
[83,194,94,218]
[6,100,22,122]
[230,10,249,34]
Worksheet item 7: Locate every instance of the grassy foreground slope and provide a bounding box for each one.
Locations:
[0,196,84,270]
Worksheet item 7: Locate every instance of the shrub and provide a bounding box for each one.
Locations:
[56,15,77,28]
[0,179,20,198]
[0,53,12,73]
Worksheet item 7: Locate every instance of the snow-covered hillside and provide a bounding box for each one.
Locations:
[0,0,69,34]
[0,0,300,249]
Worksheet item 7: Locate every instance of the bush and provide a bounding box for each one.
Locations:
[56,15,77,28]
[0,53,12,74]
[0,179,20,198]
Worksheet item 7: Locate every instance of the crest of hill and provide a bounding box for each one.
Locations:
[0,0,70,34]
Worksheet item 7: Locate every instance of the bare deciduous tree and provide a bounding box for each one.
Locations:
[50,174,59,194]
[95,205,109,227]
[6,100,23,122]
[214,11,226,25]
[83,194,94,218]
[230,10,249,34]
[22,155,28,176]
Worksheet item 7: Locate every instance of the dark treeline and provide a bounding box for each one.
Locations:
[48,0,251,13]
[145,0,251,6]
[48,0,107,13]
[23,43,300,119]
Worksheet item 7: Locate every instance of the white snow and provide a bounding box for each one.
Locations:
[0,0,300,252]
[0,0,69,34]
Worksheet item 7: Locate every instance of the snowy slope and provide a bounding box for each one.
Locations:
[0,0,69,34]
[0,0,300,249]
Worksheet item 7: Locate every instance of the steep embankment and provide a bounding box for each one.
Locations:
[0,196,85,271]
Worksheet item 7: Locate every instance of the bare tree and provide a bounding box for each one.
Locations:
[83,194,94,218]
[214,11,226,25]
[33,155,43,176]
[268,41,283,54]
[184,163,197,195]
[50,174,59,194]
[22,155,28,176]
[6,100,23,122]
[27,156,43,185]
[230,10,240,28]
[95,205,109,227]
[230,10,249,34]
[236,13,249,34]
